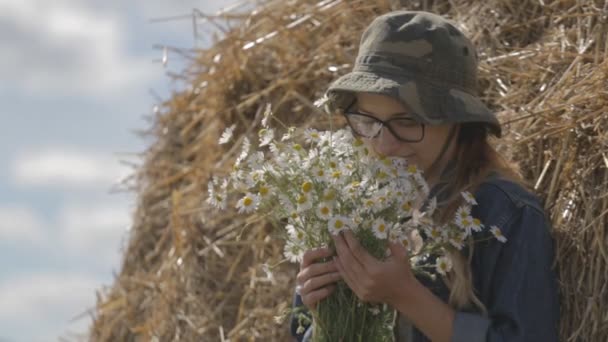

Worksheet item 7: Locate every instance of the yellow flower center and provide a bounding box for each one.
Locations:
[301,182,313,193]
[321,207,330,215]
[473,218,481,226]
[378,224,385,232]
[323,190,335,201]
[259,186,269,196]
[293,144,302,151]
[297,195,307,204]
[243,197,253,206]
[334,220,344,229]
[407,165,418,173]
[401,201,412,211]
[329,161,337,169]
[332,171,341,179]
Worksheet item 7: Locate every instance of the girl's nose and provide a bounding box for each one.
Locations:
[372,126,401,156]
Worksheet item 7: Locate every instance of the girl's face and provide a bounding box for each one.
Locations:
[351,92,457,177]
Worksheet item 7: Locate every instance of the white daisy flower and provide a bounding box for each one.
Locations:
[455,215,474,235]
[343,181,362,199]
[372,219,389,239]
[400,200,413,214]
[257,183,272,199]
[283,240,303,263]
[469,217,484,233]
[286,224,306,243]
[247,151,265,170]
[218,124,236,144]
[406,164,420,176]
[304,128,321,144]
[329,169,345,184]
[455,205,471,220]
[490,225,508,243]
[425,226,445,242]
[205,180,227,210]
[436,256,453,276]
[296,193,313,212]
[461,191,478,205]
[258,128,274,147]
[236,193,260,213]
[363,198,377,211]
[316,202,333,220]
[312,165,328,182]
[322,188,337,202]
[328,216,352,235]
[301,181,314,194]
[449,231,466,250]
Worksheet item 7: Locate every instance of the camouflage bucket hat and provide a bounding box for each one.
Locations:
[325,10,502,137]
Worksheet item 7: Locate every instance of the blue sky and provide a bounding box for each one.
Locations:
[0,1,237,340]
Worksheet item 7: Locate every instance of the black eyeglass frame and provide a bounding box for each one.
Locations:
[341,100,426,143]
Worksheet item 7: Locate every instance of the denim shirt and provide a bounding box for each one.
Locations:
[290,173,560,341]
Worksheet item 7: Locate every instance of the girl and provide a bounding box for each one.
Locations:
[291,10,559,342]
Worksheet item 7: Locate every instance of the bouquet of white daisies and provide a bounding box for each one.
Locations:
[206,106,506,341]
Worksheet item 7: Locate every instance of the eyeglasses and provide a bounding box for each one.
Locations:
[342,103,425,143]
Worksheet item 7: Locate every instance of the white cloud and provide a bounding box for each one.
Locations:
[12,148,132,189]
[0,205,46,243]
[0,0,156,97]
[0,272,103,341]
[58,202,131,256]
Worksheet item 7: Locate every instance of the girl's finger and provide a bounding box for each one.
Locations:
[302,285,337,310]
[300,247,333,269]
[301,272,341,294]
[333,232,366,279]
[334,255,361,296]
[296,260,338,285]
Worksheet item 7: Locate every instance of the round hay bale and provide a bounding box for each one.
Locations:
[90,0,608,341]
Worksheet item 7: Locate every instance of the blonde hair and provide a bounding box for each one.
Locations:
[436,123,526,315]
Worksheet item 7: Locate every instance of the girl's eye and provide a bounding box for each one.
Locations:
[391,119,417,127]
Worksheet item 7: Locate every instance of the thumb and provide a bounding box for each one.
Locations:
[388,240,408,262]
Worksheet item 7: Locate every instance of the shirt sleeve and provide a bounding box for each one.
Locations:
[290,291,313,341]
[451,204,560,342]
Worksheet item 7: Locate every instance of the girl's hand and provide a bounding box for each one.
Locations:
[332,230,420,310]
[296,247,342,310]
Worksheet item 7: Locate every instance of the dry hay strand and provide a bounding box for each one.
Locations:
[90,0,608,341]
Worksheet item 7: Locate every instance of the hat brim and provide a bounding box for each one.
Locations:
[325,70,502,137]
